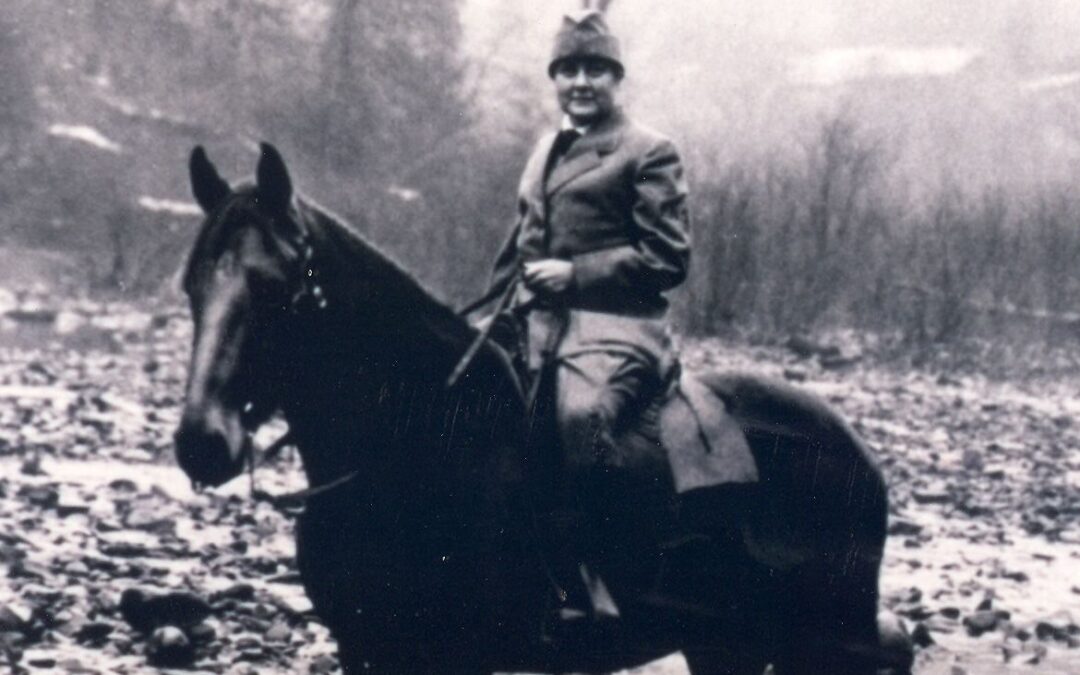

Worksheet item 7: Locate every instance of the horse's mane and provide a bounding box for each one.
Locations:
[185,182,508,391]
[295,195,482,369]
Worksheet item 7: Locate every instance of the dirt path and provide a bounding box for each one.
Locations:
[0,302,1077,673]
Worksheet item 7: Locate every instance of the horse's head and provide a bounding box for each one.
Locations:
[175,143,312,488]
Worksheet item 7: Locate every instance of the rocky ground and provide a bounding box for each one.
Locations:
[0,291,1077,674]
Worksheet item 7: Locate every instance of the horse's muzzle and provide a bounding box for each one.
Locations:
[174,411,247,488]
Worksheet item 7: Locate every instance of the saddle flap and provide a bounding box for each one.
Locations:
[659,373,758,493]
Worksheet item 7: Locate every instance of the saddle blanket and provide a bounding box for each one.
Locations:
[658,372,759,493]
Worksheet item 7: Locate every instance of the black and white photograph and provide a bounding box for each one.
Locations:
[0,0,1078,673]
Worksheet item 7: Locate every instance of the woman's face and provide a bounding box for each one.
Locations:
[553,58,621,127]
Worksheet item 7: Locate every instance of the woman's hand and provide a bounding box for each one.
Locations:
[522,259,574,295]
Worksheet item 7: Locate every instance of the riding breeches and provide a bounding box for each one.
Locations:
[554,350,661,474]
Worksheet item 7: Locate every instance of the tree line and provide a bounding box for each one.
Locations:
[1,0,1078,363]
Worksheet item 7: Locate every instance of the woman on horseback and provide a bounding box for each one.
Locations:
[483,9,692,624]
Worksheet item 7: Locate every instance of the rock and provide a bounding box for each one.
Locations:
[19,584,61,603]
[782,368,807,382]
[212,583,256,603]
[56,502,91,517]
[74,621,113,645]
[912,489,951,505]
[119,589,213,634]
[0,604,33,630]
[7,558,46,581]
[147,626,195,668]
[235,635,262,651]
[1025,644,1048,665]
[99,541,150,558]
[63,560,91,577]
[20,453,45,476]
[18,485,59,509]
[265,621,291,643]
[939,606,961,620]
[887,518,923,536]
[309,653,338,674]
[107,479,139,493]
[785,335,840,359]
[911,622,935,647]
[961,449,984,472]
[187,622,216,644]
[820,353,861,370]
[963,610,1000,637]
[57,657,90,672]
[6,308,58,324]
[124,508,177,535]
[26,655,57,668]
[877,610,915,670]
[1035,621,1064,641]
[897,604,934,621]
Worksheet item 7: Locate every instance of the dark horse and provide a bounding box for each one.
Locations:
[175,144,912,675]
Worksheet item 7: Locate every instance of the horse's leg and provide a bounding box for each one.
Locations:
[771,550,884,675]
[683,646,767,675]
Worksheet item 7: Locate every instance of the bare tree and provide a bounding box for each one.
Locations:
[582,0,615,12]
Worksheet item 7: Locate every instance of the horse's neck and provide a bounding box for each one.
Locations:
[285,202,515,485]
[303,202,473,374]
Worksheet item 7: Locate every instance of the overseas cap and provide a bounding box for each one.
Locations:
[548,10,624,79]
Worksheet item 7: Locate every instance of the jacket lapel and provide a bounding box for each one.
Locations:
[520,131,557,220]
[546,148,602,195]
[546,111,625,196]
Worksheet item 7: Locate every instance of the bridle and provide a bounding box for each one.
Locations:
[224,204,359,511]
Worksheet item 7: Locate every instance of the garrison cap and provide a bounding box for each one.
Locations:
[548,10,624,79]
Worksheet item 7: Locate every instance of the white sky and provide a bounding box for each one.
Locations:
[459,1,1080,189]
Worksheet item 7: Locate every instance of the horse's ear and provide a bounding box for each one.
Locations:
[255,143,293,215]
[189,146,231,213]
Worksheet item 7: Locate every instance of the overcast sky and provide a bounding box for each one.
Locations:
[459,1,1080,190]
[461,0,1080,87]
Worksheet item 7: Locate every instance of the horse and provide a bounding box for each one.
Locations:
[174,143,913,675]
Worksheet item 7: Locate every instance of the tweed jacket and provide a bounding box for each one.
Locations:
[488,109,691,364]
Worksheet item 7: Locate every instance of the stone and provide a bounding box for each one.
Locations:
[888,518,923,536]
[963,610,1000,637]
[119,589,213,634]
[1035,621,1064,641]
[309,653,338,674]
[265,621,291,643]
[147,626,195,668]
[74,621,113,645]
[0,604,34,631]
[213,583,256,603]
[911,622,935,648]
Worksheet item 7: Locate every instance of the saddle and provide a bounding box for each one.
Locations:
[656,370,759,492]
[574,369,761,495]
[482,311,759,493]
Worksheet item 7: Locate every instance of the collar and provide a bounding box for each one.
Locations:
[560,115,591,136]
